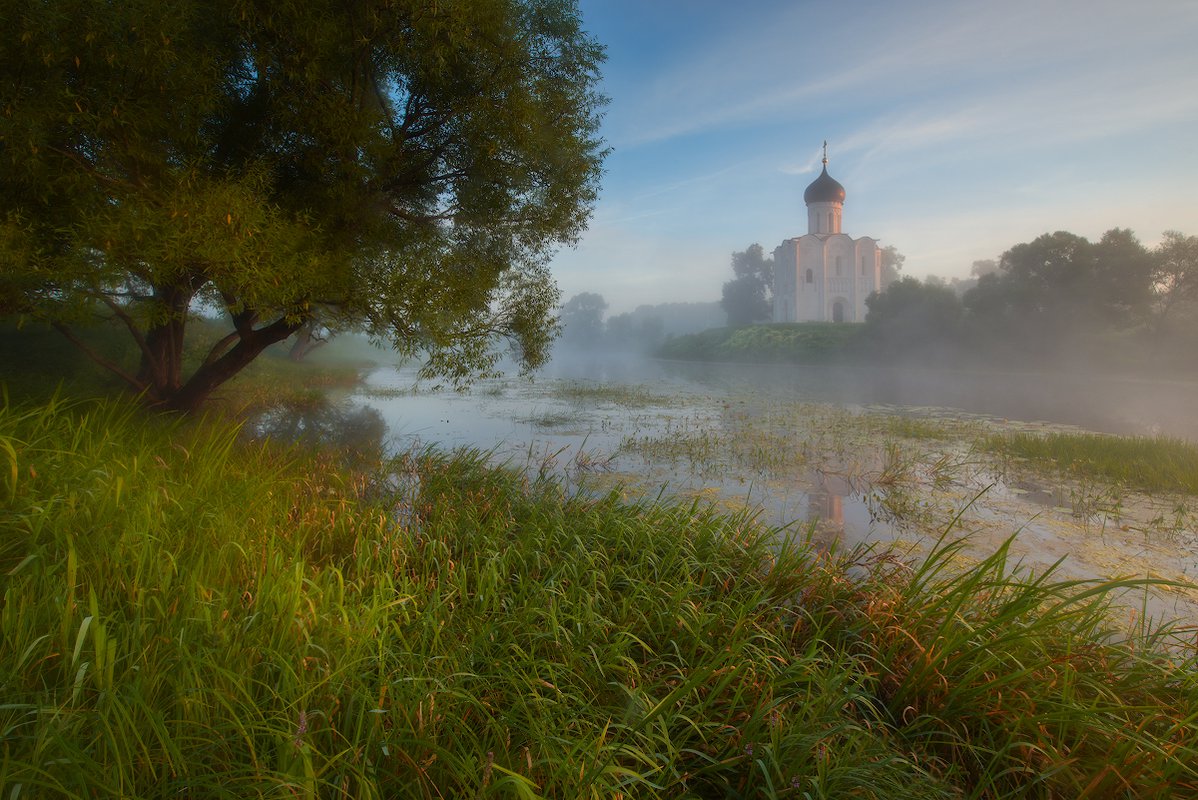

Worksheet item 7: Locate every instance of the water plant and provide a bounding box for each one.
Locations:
[987,431,1198,495]
[552,380,677,408]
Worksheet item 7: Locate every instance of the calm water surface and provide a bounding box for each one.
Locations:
[331,355,1198,622]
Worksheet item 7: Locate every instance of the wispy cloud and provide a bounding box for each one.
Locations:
[556,0,1198,313]
[608,0,1198,149]
[836,50,1198,172]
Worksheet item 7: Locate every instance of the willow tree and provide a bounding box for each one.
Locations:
[0,0,606,411]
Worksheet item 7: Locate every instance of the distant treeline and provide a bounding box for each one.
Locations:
[662,228,1198,374]
[658,323,864,364]
[556,296,725,353]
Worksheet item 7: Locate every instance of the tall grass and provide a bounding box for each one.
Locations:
[2,395,1197,797]
[988,431,1198,495]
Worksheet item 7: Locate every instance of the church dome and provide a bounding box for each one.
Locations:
[804,165,846,205]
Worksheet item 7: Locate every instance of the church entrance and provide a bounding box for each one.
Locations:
[832,300,845,323]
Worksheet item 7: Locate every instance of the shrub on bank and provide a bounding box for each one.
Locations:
[2,395,1196,797]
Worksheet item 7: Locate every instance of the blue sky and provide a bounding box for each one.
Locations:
[550,0,1198,313]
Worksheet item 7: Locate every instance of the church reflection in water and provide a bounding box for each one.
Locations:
[805,470,852,549]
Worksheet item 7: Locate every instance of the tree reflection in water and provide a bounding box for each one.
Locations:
[243,398,387,469]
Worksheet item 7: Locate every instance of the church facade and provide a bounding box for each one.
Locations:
[772,148,881,323]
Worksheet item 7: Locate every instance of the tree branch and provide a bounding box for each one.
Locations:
[51,321,143,391]
[95,292,155,367]
[202,329,241,367]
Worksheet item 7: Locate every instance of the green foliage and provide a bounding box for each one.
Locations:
[659,323,865,363]
[720,244,775,326]
[0,314,372,414]
[1154,231,1198,332]
[605,301,723,352]
[3,395,1197,796]
[865,276,964,352]
[0,0,606,410]
[963,229,1156,351]
[880,245,906,288]
[557,291,608,348]
[987,431,1198,494]
[0,317,137,398]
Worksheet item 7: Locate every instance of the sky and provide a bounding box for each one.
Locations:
[549,0,1198,314]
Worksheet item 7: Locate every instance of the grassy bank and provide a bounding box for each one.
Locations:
[3,394,1197,797]
[988,431,1198,495]
[658,323,866,364]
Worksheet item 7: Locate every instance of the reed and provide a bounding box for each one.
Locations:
[988,431,1198,495]
[552,380,676,408]
[2,395,1196,797]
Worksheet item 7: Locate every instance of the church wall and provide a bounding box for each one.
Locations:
[851,237,882,321]
[772,239,799,322]
[771,161,882,324]
[806,201,842,235]
[773,234,882,323]
[796,237,824,322]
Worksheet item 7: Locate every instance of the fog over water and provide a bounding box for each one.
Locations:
[275,352,1198,622]
[542,354,1198,440]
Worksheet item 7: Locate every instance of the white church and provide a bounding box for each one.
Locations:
[773,145,882,323]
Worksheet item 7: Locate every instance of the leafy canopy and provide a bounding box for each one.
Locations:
[720,244,774,326]
[0,0,607,410]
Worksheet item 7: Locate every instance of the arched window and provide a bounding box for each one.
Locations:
[835,255,842,276]
[805,268,813,284]
[860,256,866,275]
[827,212,833,232]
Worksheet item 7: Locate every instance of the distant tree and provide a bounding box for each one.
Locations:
[865,276,963,351]
[961,270,1012,334]
[1089,228,1155,326]
[1152,231,1198,332]
[962,229,1156,349]
[932,260,998,297]
[606,301,720,349]
[605,313,633,348]
[971,259,1000,278]
[287,319,332,363]
[0,0,606,411]
[720,244,775,326]
[880,246,906,289]
[559,292,608,347]
[606,311,666,352]
[962,232,1085,346]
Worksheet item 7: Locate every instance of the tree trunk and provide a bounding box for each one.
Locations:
[136,284,194,404]
[138,319,186,402]
[162,316,301,413]
[288,321,328,362]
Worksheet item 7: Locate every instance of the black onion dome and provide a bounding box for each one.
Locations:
[803,165,846,205]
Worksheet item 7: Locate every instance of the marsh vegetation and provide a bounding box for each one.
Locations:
[352,358,1198,626]
[5,339,1198,796]
[4,391,1198,797]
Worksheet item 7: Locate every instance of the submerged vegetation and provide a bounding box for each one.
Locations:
[3,394,1198,797]
[552,379,678,408]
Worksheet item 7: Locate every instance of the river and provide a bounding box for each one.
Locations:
[274,353,1198,626]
